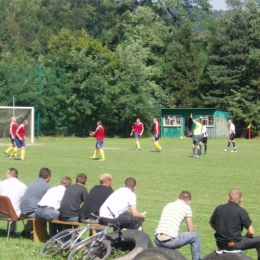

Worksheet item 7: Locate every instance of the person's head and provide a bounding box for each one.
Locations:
[136,118,140,123]
[228,189,243,204]
[6,168,18,179]
[153,118,158,123]
[23,120,28,126]
[76,173,87,186]
[97,121,102,126]
[179,190,192,204]
[228,119,233,124]
[11,117,16,123]
[124,177,136,191]
[39,168,51,182]
[100,173,113,187]
[60,176,72,188]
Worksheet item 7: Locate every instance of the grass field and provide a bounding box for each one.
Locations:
[0,137,259,260]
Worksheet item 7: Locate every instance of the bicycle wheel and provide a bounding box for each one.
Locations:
[68,240,111,260]
[40,229,78,258]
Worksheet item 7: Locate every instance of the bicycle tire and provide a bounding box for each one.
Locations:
[68,239,112,260]
[40,229,78,258]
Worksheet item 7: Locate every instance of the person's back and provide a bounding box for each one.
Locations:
[59,173,88,222]
[99,187,134,218]
[155,191,201,260]
[211,202,248,242]
[156,200,192,238]
[19,168,52,238]
[0,168,26,211]
[80,173,113,222]
[20,177,51,214]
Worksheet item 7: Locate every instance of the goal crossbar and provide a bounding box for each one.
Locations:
[0,106,35,143]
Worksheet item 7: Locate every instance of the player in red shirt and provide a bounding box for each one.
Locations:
[89,121,105,161]
[153,118,162,152]
[4,117,18,156]
[10,120,28,161]
[130,118,144,150]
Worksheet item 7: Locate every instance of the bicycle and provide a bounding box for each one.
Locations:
[67,207,123,260]
[40,208,122,260]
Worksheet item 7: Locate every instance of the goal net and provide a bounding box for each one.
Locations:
[0,106,35,143]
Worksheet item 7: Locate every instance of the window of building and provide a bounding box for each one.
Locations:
[200,116,214,127]
[164,115,181,126]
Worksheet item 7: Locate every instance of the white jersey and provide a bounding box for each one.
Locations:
[201,125,208,137]
[229,123,236,134]
[99,187,136,219]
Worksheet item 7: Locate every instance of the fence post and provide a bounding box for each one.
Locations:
[36,66,43,139]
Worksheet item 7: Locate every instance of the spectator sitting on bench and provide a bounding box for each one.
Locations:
[20,168,52,238]
[0,168,27,237]
[99,177,146,231]
[80,173,113,223]
[59,173,88,222]
[35,176,72,237]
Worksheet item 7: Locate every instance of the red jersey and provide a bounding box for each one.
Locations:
[16,124,26,139]
[95,125,105,140]
[153,122,160,134]
[10,122,18,135]
[132,122,144,134]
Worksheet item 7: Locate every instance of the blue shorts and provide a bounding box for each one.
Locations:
[15,138,25,148]
[193,135,202,145]
[134,132,141,139]
[10,135,15,145]
[96,140,103,149]
[153,134,160,141]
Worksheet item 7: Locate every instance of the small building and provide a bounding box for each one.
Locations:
[161,108,230,139]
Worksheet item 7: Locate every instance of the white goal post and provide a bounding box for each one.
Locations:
[0,106,35,143]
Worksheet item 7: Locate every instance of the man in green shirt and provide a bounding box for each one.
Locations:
[191,114,202,158]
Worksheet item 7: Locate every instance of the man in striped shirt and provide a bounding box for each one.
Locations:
[155,191,202,260]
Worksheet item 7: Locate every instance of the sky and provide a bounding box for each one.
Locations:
[210,0,228,10]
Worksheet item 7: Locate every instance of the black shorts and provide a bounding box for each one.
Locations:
[229,133,236,141]
[193,135,202,145]
[202,137,207,144]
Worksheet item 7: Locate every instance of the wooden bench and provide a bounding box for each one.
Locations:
[23,218,107,243]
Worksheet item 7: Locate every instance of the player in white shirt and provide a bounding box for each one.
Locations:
[0,168,27,236]
[224,119,237,152]
[35,176,71,236]
[201,124,208,155]
[99,178,146,230]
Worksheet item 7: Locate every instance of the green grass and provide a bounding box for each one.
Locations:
[0,137,259,259]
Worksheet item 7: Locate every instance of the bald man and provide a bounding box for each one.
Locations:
[79,173,113,223]
[209,189,260,259]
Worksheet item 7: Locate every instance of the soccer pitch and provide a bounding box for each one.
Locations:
[0,137,259,259]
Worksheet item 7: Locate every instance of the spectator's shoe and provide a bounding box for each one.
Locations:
[4,152,7,156]
[223,149,228,152]
[8,231,18,238]
[20,230,31,239]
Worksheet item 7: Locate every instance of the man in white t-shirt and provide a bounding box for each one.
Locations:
[35,176,71,237]
[0,168,27,236]
[99,177,146,230]
[224,119,237,152]
[155,191,201,260]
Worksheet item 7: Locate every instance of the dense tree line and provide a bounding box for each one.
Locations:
[0,0,260,136]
